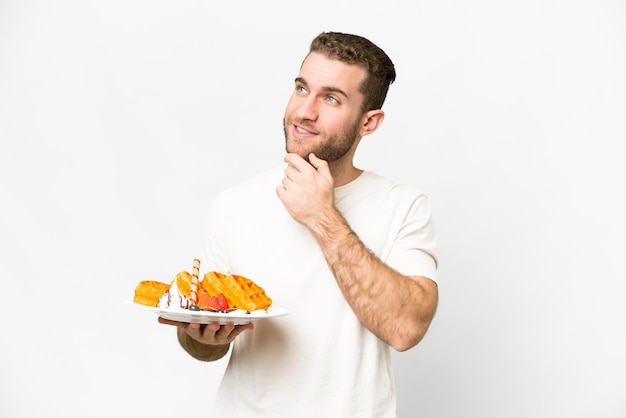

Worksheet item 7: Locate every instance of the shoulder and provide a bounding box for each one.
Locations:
[359,171,430,202]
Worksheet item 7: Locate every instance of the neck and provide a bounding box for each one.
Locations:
[329,163,363,187]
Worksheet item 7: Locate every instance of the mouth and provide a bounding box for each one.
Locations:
[291,122,318,140]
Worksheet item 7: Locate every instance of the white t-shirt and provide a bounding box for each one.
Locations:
[202,165,437,418]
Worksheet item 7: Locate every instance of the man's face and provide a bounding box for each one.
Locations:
[283,52,367,163]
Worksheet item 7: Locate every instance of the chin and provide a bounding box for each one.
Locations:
[286,139,309,157]
[288,149,312,162]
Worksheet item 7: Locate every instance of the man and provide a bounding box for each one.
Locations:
[159,31,439,417]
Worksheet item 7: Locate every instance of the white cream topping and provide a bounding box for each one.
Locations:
[157,279,192,310]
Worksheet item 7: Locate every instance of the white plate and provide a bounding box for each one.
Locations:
[127,300,289,325]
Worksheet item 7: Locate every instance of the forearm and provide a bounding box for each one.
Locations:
[308,209,438,352]
[176,327,230,361]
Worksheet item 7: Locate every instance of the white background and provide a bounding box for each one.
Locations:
[1,1,625,417]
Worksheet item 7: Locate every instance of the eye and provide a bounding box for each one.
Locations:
[296,84,308,94]
[326,95,339,104]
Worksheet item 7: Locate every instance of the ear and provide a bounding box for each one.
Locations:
[359,109,385,137]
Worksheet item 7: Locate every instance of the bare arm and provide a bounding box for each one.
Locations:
[276,153,438,352]
[305,211,438,351]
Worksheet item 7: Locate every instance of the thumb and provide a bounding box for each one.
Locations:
[309,153,335,184]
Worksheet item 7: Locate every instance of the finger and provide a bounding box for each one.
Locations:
[215,323,235,337]
[228,323,254,340]
[190,322,219,343]
[183,322,219,345]
[308,153,328,172]
[279,174,294,192]
[213,323,253,344]
[284,153,313,172]
[283,164,299,180]
[158,317,188,327]
[204,323,220,333]
[276,184,286,199]
[308,153,333,182]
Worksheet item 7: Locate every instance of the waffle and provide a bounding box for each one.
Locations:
[174,270,193,298]
[133,280,171,307]
[201,271,272,311]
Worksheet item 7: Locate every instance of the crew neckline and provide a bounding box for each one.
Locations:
[334,170,371,196]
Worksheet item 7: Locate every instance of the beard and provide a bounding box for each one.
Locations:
[283,117,361,163]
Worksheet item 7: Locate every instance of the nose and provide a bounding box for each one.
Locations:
[293,94,318,122]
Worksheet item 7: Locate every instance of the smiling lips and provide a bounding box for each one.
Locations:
[292,121,319,139]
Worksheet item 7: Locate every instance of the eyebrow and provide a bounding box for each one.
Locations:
[295,77,349,99]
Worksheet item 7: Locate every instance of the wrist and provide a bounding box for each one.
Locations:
[307,208,352,247]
